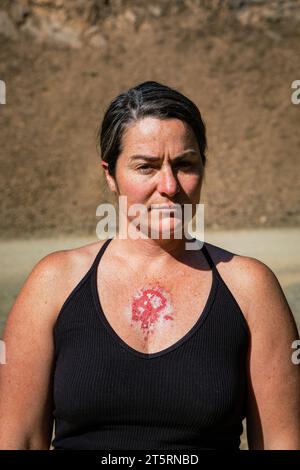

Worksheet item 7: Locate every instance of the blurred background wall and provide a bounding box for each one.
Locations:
[0,0,300,238]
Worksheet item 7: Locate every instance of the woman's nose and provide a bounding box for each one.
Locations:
[156,166,180,197]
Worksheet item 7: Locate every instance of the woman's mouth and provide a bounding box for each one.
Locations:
[149,204,183,210]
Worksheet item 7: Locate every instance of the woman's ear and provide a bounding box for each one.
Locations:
[101,161,118,193]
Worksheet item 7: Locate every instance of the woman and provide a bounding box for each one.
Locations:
[0,81,299,450]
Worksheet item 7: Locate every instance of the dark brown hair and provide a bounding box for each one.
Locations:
[98,81,207,177]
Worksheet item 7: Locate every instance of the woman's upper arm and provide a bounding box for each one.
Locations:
[244,259,300,450]
[0,251,69,450]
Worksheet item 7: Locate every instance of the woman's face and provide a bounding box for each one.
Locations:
[103,117,204,238]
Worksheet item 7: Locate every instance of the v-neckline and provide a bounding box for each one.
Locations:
[91,238,219,360]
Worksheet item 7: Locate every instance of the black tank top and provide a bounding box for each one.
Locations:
[51,238,249,450]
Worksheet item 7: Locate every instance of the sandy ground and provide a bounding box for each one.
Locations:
[1,228,299,450]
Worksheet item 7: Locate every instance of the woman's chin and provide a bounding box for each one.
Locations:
[125,217,187,240]
[146,219,184,240]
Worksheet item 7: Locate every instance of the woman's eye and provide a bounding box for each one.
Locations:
[176,161,192,170]
[137,165,155,173]
[136,162,193,174]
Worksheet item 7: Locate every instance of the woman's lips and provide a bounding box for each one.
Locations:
[149,204,183,210]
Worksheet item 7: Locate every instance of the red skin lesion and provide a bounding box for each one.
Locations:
[163,315,173,320]
[131,287,174,341]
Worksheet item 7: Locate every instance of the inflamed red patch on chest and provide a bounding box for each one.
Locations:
[130,286,175,341]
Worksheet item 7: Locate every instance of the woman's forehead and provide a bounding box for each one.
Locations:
[122,117,197,149]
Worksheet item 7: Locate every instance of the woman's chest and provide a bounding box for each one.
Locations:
[96,266,214,355]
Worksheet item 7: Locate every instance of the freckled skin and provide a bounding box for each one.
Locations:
[130,286,174,342]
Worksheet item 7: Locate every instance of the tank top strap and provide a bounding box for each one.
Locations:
[200,242,222,282]
[201,243,215,270]
[91,237,114,271]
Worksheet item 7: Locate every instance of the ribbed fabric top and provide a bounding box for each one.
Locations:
[51,238,249,450]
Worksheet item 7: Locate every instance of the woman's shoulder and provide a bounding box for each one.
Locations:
[203,240,281,324]
[45,237,107,277]
[2,240,105,349]
[39,239,107,272]
[19,239,108,326]
[203,239,273,278]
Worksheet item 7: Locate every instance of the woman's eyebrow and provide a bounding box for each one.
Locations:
[129,150,198,162]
